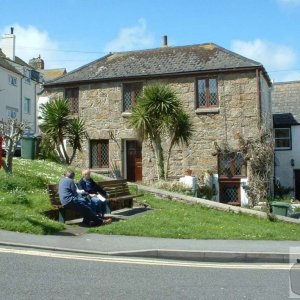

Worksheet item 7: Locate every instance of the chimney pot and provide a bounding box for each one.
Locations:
[162,35,168,47]
[10,27,14,34]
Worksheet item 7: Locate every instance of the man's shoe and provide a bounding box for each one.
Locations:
[102,218,112,225]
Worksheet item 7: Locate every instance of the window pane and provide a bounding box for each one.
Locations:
[65,88,79,114]
[234,152,245,176]
[275,128,289,138]
[275,139,290,148]
[90,140,109,168]
[197,80,206,107]
[219,153,232,176]
[123,83,142,111]
[274,128,290,149]
[123,85,132,111]
[209,79,218,106]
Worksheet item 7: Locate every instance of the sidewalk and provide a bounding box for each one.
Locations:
[0,229,299,263]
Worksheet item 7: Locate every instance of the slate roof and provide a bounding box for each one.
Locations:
[273,113,299,126]
[45,43,269,86]
[0,49,22,75]
[39,68,67,82]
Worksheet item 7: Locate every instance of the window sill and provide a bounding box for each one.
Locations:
[122,111,132,118]
[195,107,220,115]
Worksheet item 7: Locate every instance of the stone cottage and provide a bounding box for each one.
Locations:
[43,41,272,206]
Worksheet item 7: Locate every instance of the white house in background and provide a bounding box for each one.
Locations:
[272,81,300,200]
[0,27,41,134]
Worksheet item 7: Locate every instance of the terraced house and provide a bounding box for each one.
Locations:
[42,39,272,206]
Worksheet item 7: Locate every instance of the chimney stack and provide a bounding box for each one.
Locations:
[162,35,168,47]
[1,27,16,61]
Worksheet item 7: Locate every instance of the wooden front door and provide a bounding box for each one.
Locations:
[295,170,300,201]
[126,140,142,182]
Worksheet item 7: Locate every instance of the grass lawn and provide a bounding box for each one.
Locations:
[0,158,299,239]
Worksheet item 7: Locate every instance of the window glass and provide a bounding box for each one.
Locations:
[65,88,79,114]
[197,78,218,108]
[274,128,290,149]
[123,83,142,111]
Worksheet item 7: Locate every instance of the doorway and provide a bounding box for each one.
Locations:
[126,140,142,182]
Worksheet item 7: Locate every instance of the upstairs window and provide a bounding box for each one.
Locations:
[24,98,31,114]
[8,75,17,86]
[65,88,79,114]
[123,82,143,111]
[24,69,31,84]
[274,128,291,150]
[196,78,218,108]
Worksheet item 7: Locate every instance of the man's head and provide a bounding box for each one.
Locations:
[65,170,75,179]
[82,168,91,179]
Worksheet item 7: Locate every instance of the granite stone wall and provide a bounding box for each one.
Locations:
[43,71,265,182]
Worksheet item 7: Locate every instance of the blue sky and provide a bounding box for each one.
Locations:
[1,0,300,82]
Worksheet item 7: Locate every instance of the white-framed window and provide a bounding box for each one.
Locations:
[274,128,291,150]
[8,75,17,86]
[6,107,18,119]
[24,98,31,114]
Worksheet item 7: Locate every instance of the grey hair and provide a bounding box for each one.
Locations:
[65,170,75,179]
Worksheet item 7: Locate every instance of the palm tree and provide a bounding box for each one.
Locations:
[39,98,87,164]
[129,84,194,180]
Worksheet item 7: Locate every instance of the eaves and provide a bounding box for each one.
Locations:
[44,65,270,88]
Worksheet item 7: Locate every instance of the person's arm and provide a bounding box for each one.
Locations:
[91,178,107,197]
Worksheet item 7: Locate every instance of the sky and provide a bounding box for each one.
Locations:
[1,0,300,83]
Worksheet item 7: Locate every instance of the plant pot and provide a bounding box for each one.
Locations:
[185,169,192,176]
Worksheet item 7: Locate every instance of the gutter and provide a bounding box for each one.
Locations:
[44,66,266,88]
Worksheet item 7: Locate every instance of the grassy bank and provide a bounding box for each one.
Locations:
[0,158,299,239]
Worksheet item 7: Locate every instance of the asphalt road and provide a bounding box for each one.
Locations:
[0,246,298,300]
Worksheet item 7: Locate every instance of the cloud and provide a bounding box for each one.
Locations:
[0,24,92,72]
[277,0,300,8]
[231,39,298,82]
[104,18,155,52]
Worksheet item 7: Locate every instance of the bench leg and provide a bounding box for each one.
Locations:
[58,208,65,223]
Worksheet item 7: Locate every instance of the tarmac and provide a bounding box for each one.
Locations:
[1,221,300,263]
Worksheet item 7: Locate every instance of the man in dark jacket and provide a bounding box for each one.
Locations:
[77,168,110,217]
[58,170,111,226]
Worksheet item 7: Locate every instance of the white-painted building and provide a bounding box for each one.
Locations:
[0,28,41,134]
[272,81,300,200]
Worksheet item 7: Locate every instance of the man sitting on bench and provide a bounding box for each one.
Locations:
[77,168,110,217]
[58,169,111,227]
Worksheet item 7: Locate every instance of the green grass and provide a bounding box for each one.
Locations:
[0,158,299,239]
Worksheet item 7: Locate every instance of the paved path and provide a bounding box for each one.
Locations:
[0,229,299,263]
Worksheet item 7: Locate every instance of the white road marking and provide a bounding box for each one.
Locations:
[0,247,291,270]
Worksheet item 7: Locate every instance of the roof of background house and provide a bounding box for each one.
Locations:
[273,113,299,126]
[45,43,270,86]
[39,68,67,82]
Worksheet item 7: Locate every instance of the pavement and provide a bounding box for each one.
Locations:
[1,225,299,263]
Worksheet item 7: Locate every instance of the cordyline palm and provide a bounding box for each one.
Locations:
[165,110,194,179]
[67,117,88,163]
[129,84,193,180]
[39,98,87,164]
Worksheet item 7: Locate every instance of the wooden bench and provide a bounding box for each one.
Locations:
[46,184,82,223]
[97,179,144,211]
[46,180,144,222]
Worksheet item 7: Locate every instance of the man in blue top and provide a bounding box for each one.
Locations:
[58,170,111,226]
[77,168,109,217]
